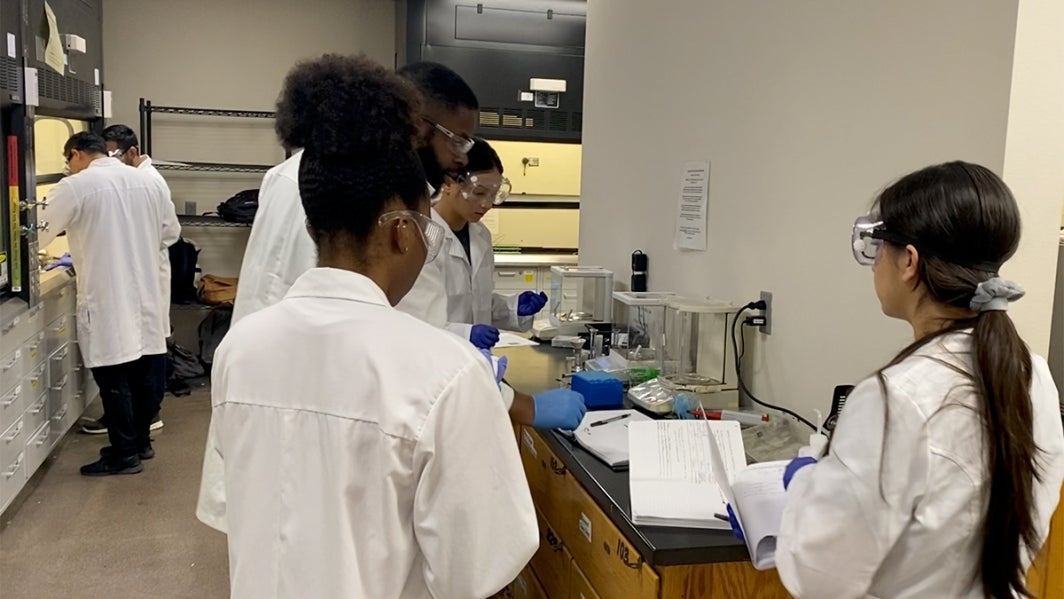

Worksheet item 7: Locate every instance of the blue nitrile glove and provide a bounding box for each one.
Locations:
[517,291,548,317]
[532,388,587,430]
[478,349,508,386]
[470,324,500,349]
[44,252,72,271]
[726,504,745,542]
[783,456,817,490]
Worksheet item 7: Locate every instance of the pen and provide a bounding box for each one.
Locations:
[589,413,630,427]
[714,512,729,523]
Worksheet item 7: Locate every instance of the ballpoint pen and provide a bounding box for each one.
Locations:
[589,413,630,427]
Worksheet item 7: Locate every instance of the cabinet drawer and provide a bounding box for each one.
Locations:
[1,416,28,470]
[520,427,549,503]
[48,373,73,418]
[45,315,73,355]
[23,392,48,436]
[23,331,47,370]
[512,566,549,599]
[48,344,74,389]
[48,400,75,448]
[25,421,51,476]
[530,507,571,599]
[42,284,75,325]
[495,269,539,293]
[0,348,22,396]
[0,384,24,432]
[558,472,659,599]
[22,363,47,418]
[0,305,42,357]
[0,449,26,511]
[569,558,602,599]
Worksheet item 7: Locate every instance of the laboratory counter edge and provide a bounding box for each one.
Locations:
[496,343,752,568]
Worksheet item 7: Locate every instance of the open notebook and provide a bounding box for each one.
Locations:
[572,409,653,469]
[628,420,788,570]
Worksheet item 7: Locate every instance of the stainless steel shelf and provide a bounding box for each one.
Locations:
[147,106,275,119]
[157,161,271,174]
[177,214,251,228]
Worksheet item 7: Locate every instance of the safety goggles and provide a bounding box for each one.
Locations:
[423,118,475,155]
[378,210,446,263]
[851,214,886,266]
[457,173,511,206]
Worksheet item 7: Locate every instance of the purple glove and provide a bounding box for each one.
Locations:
[470,324,500,349]
[726,504,744,542]
[517,291,548,317]
[44,252,73,271]
[783,456,817,490]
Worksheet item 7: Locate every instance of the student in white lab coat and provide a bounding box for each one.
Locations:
[773,162,1064,598]
[433,138,547,346]
[37,132,179,476]
[231,60,478,326]
[196,54,537,599]
[70,124,172,436]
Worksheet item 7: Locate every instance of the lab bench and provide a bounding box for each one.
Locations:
[0,270,98,515]
[496,344,789,599]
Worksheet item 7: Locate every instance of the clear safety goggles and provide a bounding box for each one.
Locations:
[423,118,475,155]
[458,173,511,206]
[378,210,447,263]
[852,214,886,266]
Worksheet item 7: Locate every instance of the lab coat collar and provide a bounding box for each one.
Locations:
[87,156,124,169]
[285,268,390,308]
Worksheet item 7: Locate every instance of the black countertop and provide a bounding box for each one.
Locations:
[497,343,752,567]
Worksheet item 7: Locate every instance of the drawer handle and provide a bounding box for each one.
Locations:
[497,272,518,278]
[29,398,46,414]
[53,349,69,362]
[1,317,18,333]
[4,453,23,478]
[53,407,68,422]
[549,457,567,475]
[616,540,644,570]
[5,421,23,441]
[51,376,68,392]
[1,351,20,370]
[545,528,564,552]
[34,427,50,447]
[2,388,19,407]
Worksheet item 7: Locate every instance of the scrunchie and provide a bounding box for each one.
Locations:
[970,278,1025,312]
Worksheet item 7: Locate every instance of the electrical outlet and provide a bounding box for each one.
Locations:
[759,291,773,335]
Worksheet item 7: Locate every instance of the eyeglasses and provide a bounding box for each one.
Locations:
[423,118,475,155]
[457,172,511,206]
[378,209,446,263]
[851,214,886,266]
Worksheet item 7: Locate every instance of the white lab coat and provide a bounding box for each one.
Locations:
[137,155,172,333]
[38,157,179,368]
[196,268,537,599]
[776,332,1064,599]
[393,209,450,330]
[231,151,316,325]
[440,219,531,340]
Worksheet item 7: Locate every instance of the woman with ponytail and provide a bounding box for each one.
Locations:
[776,161,1064,598]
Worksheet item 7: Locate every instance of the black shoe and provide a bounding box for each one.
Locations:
[80,456,143,476]
[100,445,154,461]
[79,417,108,435]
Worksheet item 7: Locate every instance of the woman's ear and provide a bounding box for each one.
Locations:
[900,244,921,285]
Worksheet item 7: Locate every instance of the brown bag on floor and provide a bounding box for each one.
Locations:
[197,275,238,306]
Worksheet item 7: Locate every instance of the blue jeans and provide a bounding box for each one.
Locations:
[90,354,166,459]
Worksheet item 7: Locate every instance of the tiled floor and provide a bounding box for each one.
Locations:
[0,389,229,598]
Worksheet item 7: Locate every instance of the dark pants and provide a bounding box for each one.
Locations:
[90,354,166,459]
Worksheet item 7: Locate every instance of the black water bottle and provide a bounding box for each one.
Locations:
[631,250,648,292]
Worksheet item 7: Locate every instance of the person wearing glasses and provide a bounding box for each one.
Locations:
[773,162,1064,598]
[423,137,585,431]
[36,132,179,476]
[196,54,537,598]
[230,60,478,327]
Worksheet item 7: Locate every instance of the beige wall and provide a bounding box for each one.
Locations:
[1000,0,1064,358]
[579,0,1023,421]
[102,0,396,276]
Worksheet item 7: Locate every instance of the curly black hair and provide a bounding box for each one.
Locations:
[275,54,427,244]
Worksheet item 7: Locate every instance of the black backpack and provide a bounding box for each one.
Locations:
[169,237,200,304]
[198,306,233,370]
[217,189,259,224]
